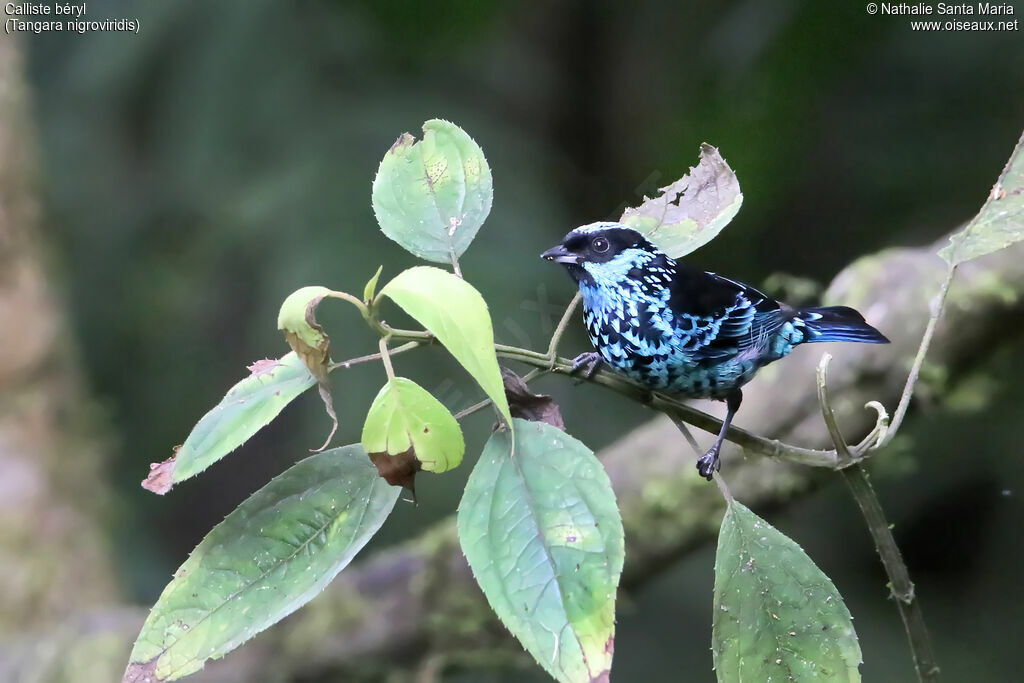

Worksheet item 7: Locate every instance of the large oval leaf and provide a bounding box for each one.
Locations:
[620,143,742,258]
[457,419,624,683]
[126,445,400,682]
[379,266,511,428]
[143,353,317,494]
[939,129,1024,265]
[712,501,862,682]
[372,119,493,263]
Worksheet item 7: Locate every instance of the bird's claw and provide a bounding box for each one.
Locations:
[570,352,603,383]
[696,446,722,481]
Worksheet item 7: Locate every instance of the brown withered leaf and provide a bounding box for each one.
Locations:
[501,367,565,430]
[122,658,159,683]
[141,446,180,495]
[246,357,282,378]
[282,294,330,382]
[280,292,338,452]
[620,143,742,258]
[369,448,420,503]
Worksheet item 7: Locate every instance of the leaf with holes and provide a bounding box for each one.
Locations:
[621,143,742,258]
[458,419,624,682]
[379,266,511,429]
[125,445,400,682]
[372,119,493,263]
[940,130,1024,265]
[142,353,317,494]
[712,501,862,682]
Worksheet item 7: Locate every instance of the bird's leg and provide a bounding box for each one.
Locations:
[696,389,742,481]
[569,352,604,383]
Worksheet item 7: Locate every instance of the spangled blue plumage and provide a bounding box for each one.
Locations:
[542,222,889,479]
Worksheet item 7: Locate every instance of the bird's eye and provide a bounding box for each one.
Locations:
[592,237,610,253]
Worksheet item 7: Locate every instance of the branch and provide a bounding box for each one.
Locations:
[33,234,1024,681]
[841,464,941,681]
[193,234,1024,678]
[818,354,939,681]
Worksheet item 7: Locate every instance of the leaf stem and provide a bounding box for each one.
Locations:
[378,337,396,380]
[841,465,940,682]
[449,247,463,279]
[327,289,370,318]
[880,262,957,448]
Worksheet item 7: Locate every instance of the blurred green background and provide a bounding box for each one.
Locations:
[17,0,1024,680]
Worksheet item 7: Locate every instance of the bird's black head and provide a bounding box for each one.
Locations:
[541,222,661,284]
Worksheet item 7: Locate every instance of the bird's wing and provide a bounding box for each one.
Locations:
[667,267,785,361]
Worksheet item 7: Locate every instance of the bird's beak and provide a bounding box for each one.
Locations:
[541,244,579,264]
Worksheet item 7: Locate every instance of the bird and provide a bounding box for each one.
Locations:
[541,221,889,480]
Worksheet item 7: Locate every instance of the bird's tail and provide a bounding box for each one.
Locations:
[798,306,890,344]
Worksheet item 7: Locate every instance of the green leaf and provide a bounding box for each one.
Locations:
[458,419,624,683]
[363,265,384,304]
[939,130,1024,265]
[372,119,493,263]
[142,353,317,494]
[712,501,862,683]
[379,266,511,428]
[361,377,465,491]
[126,445,399,682]
[620,143,743,258]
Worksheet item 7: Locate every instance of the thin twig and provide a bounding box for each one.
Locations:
[452,368,547,421]
[546,292,581,365]
[881,262,957,447]
[842,465,941,682]
[816,353,853,464]
[454,398,493,421]
[328,341,421,371]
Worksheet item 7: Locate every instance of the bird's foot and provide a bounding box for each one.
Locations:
[569,352,603,383]
[696,446,722,481]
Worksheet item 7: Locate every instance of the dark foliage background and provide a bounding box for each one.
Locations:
[21,1,1024,680]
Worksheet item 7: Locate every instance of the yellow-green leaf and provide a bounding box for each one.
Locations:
[362,377,465,474]
[363,265,384,304]
[378,266,512,429]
